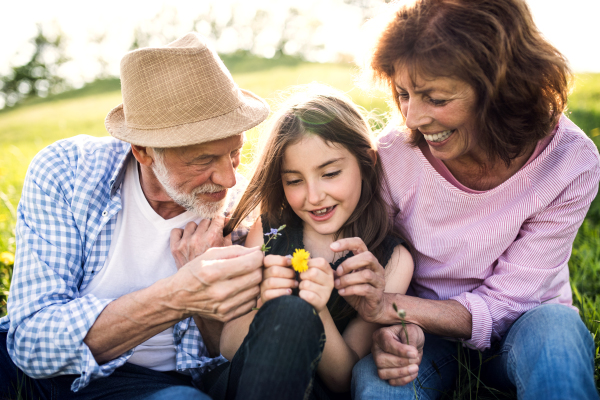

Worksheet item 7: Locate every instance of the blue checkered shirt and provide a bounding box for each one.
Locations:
[0,135,247,392]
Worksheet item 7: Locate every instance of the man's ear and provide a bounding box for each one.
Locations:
[131,145,154,166]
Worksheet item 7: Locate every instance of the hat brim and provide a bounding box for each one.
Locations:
[105,89,269,148]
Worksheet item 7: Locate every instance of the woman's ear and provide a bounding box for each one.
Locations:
[368,148,377,166]
[131,145,154,166]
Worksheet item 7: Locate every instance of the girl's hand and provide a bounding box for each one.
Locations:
[299,257,334,313]
[261,255,298,304]
[331,237,386,323]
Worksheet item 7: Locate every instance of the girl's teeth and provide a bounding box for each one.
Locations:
[424,130,453,143]
[314,207,331,215]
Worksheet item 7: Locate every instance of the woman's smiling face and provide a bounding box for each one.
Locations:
[394,70,483,164]
[281,135,362,237]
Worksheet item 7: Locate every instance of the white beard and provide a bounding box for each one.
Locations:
[151,154,229,219]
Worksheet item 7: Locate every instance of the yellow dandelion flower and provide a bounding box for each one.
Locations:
[0,252,14,266]
[291,249,310,273]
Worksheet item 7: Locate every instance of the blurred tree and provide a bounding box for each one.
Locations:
[0,22,70,109]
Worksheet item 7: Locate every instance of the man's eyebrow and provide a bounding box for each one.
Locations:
[187,144,244,164]
[281,158,344,174]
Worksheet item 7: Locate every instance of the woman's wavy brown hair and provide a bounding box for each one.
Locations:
[224,84,399,263]
[369,0,572,165]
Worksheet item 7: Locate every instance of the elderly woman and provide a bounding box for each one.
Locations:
[331,0,600,399]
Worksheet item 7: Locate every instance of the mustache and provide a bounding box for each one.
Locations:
[192,182,227,195]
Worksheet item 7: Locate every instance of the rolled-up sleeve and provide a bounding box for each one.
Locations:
[452,161,600,350]
[6,144,129,391]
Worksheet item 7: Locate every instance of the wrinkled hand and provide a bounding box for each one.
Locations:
[332,237,386,323]
[299,257,334,313]
[166,245,263,322]
[372,324,424,386]
[170,215,232,270]
[261,255,298,304]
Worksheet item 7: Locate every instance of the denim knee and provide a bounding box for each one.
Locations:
[255,295,323,335]
[145,385,210,400]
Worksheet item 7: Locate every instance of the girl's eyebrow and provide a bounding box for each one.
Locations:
[281,157,344,174]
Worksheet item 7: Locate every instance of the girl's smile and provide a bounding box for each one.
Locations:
[281,135,362,238]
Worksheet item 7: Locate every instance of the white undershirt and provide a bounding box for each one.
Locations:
[81,159,201,371]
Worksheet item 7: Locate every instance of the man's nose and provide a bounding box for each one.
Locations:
[211,157,237,189]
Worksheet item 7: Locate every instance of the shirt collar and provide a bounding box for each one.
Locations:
[110,147,133,197]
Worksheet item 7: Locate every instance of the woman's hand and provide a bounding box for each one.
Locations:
[261,255,298,304]
[299,257,334,313]
[332,237,386,323]
[170,215,232,270]
[372,324,424,386]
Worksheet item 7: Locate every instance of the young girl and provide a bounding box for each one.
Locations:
[220,84,413,398]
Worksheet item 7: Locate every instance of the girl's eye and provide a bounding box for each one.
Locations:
[398,92,409,101]
[324,170,341,178]
[285,179,302,186]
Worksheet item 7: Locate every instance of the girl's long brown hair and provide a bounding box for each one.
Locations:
[224,84,399,263]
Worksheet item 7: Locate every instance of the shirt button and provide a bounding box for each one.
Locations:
[102,211,108,217]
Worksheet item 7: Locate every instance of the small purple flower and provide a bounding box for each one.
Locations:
[265,228,280,236]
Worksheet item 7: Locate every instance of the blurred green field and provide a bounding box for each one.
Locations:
[0,60,599,392]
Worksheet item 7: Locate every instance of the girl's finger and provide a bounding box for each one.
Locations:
[264,265,296,279]
[261,277,298,290]
[263,288,293,302]
[299,267,333,286]
[264,254,292,268]
[330,237,368,254]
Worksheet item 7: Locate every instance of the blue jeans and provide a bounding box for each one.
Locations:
[0,296,326,400]
[352,304,599,400]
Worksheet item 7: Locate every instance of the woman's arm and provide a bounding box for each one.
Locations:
[318,243,414,392]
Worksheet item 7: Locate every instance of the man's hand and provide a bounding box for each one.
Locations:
[165,245,263,322]
[170,215,232,269]
[332,237,386,323]
[372,324,424,386]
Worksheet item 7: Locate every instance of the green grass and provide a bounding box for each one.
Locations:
[0,60,599,395]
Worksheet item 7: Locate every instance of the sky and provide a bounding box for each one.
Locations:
[0,0,598,87]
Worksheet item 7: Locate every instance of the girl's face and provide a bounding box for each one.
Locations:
[281,135,363,237]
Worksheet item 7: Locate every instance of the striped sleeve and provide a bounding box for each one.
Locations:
[452,148,600,350]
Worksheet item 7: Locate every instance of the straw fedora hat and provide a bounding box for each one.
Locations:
[105,33,269,147]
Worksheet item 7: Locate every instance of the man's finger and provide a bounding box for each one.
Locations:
[330,237,368,255]
[170,228,184,248]
[191,249,263,281]
[373,350,415,369]
[200,245,261,261]
[183,221,199,238]
[207,215,226,231]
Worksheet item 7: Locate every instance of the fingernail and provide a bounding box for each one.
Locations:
[336,266,342,275]
[331,242,340,250]
[338,288,345,294]
[408,365,418,374]
[407,352,417,358]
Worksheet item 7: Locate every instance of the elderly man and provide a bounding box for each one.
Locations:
[0,33,325,400]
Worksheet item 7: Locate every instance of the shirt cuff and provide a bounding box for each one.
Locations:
[450,292,493,351]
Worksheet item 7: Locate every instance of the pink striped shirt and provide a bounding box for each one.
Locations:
[379,115,600,350]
